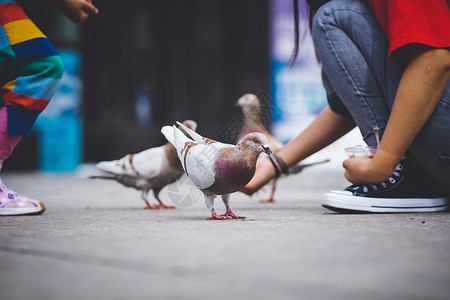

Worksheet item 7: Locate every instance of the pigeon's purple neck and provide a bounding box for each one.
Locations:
[204,155,255,195]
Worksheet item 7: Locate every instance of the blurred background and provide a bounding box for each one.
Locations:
[5,0,361,173]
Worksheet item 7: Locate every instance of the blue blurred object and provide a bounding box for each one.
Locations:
[35,50,82,172]
[270,0,327,143]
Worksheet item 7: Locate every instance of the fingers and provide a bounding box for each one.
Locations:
[53,0,99,24]
[344,169,351,182]
[342,157,364,184]
[82,1,99,16]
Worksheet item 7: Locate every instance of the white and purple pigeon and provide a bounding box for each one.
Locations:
[161,121,272,220]
[91,120,197,209]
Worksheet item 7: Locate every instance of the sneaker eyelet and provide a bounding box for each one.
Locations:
[389,177,396,184]
[363,186,369,193]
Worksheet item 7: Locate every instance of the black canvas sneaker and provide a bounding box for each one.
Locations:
[322,155,448,213]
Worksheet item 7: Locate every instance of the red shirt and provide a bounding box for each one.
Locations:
[366,0,450,68]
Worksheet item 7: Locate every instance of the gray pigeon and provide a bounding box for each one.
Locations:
[161,122,272,220]
[91,120,197,209]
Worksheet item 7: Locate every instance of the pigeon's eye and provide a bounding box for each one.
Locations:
[253,138,259,143]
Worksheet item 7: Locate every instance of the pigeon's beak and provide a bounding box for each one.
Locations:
[262,144,272,155]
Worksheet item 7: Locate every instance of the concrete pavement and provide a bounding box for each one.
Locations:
[1,164,449,300]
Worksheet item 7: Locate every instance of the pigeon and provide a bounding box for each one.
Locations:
[235,93,329,202]
[235,93,283,152]
[91,120,197,209]
[161,122,272,220]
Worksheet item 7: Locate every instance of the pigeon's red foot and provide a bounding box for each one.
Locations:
[207,209,225,220]
[260,197,275,203]
[221,207,245,220]
[158,202,176,209]
[145,202,160,209]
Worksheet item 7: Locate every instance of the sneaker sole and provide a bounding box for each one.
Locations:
[322,190,447,213]
[0,202,46,216]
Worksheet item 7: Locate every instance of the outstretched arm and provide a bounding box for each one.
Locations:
[344,45,450,184]
[241,106,355,195]
[50,0,98,23]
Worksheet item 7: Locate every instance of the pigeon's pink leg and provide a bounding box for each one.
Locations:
[158,201,176,209]
[204,195,225,220]
[222,206,245,219]
[207,208,224,220]
[220,194,245,219]
[153,189,175,209]
[141,191,160,209]
[144,201,160,209]
[260,180,277,203]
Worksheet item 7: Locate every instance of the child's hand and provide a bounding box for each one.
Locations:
[240,157,276,195]
[51,0,98,24]
[343,153,395,185]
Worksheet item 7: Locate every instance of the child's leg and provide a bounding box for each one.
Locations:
[311,0,401,147]
[0,1,63,216]
[311,0,450,187]
[0,106,21,166]
[312,0,448,212]
[0,1,64,136]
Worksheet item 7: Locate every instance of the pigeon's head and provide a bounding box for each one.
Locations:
[239,132,272,155]
[235,93,260,114]
[181,120,197,132]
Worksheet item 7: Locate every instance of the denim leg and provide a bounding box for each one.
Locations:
[410,84,450,187]
[311,0,401,147]
[312,0,450,187]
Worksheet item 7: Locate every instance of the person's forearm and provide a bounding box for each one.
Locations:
[278,106,355,166]
[241,106,354,195]
[373,46,450,177]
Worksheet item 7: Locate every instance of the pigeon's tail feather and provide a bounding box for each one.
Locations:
[89,174,116,180]
[173,125,192,146]
[176,121,205,144]
[286,164,306,175]
[162,125,192,151]
[161,125,176,146]
[287,159,330,175]
[96,160,123,174]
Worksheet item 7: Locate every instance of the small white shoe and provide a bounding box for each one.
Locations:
[0,179,45,216]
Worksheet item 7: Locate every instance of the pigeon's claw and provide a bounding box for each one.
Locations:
[144,202,160,210]
[221,207,245,220]
[260,197,275,203]
[158,201,176,209]
[207,209,225,220]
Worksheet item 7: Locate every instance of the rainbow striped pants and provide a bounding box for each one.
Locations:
[0,0,63,135]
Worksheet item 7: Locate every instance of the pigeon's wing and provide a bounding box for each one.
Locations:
[176,121,234,147]
[96,145,167,179]
[162,124,236,189]
[181,143,220,189]
[90,173,150,190]
[131,145,172,178]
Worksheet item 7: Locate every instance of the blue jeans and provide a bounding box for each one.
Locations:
[311,0,450,188]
